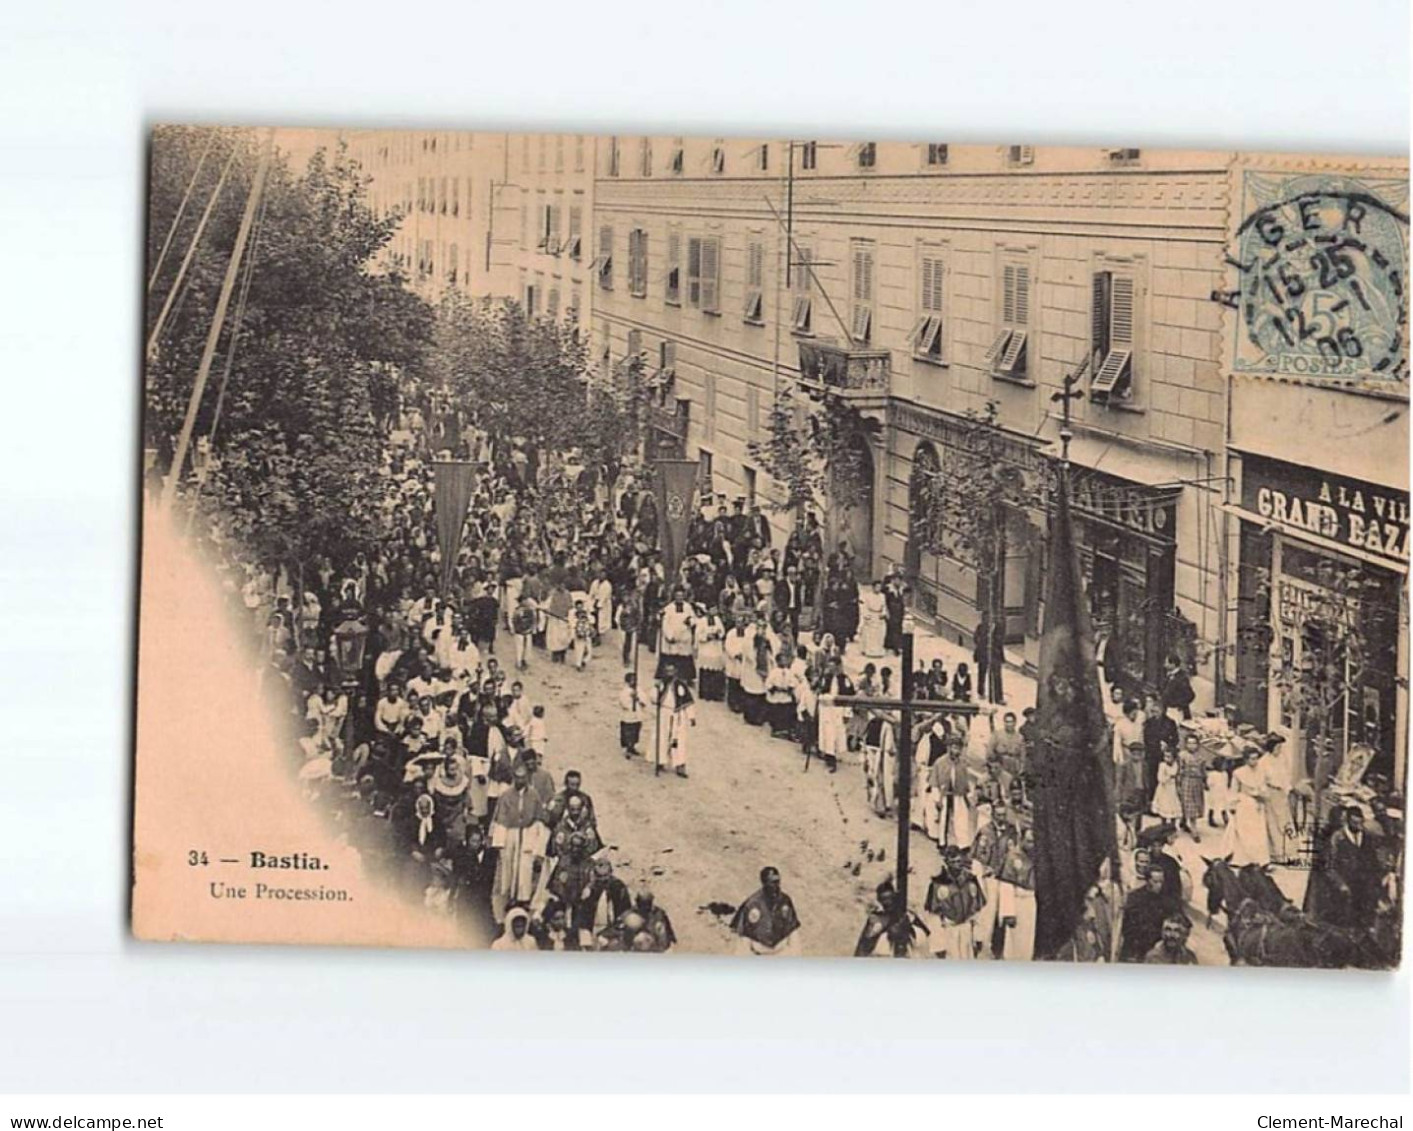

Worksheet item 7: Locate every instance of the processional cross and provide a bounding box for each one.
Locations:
[824,622,983,955]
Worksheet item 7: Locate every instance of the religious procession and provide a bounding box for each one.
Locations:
[174,374,1398,966]
[141,127,1406,967]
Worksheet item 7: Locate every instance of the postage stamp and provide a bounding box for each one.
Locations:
[1227,170,1409,382]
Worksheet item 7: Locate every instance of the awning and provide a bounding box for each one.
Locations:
[1037,420,1197,489]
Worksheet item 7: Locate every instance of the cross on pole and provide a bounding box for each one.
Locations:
[824,620,982,955]
[1049,358,1089,468]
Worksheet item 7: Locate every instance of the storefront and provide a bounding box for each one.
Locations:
[1231,452,1408,793]
[1068,468,1181,696]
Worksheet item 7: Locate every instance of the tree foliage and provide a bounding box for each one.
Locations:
[914,400,1043,624]
[145,126,434,570]
[430,294,649,482]
[748,383,882,515]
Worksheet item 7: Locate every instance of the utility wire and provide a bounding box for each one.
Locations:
[147,128,217,293]
[207,185,269,448]
[146,146,238,361]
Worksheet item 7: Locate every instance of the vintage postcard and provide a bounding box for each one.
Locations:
[134,126,1408,967]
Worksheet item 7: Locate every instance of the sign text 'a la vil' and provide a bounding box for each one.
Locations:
[1242,453,1410,565]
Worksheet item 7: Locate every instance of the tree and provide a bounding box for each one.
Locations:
[914,401,1043,667]
[431,295,650,489]
[145,126,434,576]
[748,383,882,518]
[1239,556,1394,847]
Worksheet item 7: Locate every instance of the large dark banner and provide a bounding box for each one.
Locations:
[1031,466,1116,959]
[653,459,699,582]
[432,460,478,596]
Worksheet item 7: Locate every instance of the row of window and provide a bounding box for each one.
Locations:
[364,132,468,166]
[598,140,1142,177]
[523,197,584,259]
[412,176,473,218]
[607,336,767,456]
[519,133,588,175]
[596,225,1140,403]
[521,275,582,323]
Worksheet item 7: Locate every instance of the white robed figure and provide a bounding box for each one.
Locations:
[489,764,548,922]
[589,575,614,637]
[816,662,853,766]
[863,713,897,817]
[858,581,887,658]
[929,746,975,850]
[652,675,698,778]
[998,831,1037,961]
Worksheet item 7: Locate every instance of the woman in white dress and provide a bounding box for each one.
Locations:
[858,580,887,658]
[589,571,614,639]
[1223,746,1274,867]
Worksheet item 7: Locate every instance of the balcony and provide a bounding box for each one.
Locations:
[797,338,891,408]
[647,396,690,459]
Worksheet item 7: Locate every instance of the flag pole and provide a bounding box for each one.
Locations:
[894,625,916,953]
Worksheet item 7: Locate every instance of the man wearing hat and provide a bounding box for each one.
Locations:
[925,847,987,959]
[749,502,773,550]
[1135,823,1185,913]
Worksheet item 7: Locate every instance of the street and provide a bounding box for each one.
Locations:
[504,626,1230,963]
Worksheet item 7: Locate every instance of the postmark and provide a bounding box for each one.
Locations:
[1222,172,1409,382]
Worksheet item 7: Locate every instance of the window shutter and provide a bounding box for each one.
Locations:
[687,237,702,306]
[794,246,811,294]
[748,241,764,288]
[853,245,874,302]
[1110,275,1135,347]
[921,256,944,314]
[701,238,719,312]
[1014,264,1030,326]
[1092,271,1112,358]
[1002,263,1017,326]
[667,229,682,302]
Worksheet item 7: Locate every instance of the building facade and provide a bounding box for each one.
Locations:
[343,129,1408,779]
[503,131,597,329]
[342,129,494,301]
[339,129,596,333]
[1219,156,1409,793]
[591,140,1238,704]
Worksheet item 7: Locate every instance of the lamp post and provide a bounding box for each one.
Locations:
[332,614,369,764]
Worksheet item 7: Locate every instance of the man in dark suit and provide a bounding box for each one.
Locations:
[1141,695,1180,811]
[750,503,772,550]
[774,565,803,639]
[1324,807,1382,931]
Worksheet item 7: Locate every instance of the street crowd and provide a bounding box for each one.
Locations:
[186,379,1402,965]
